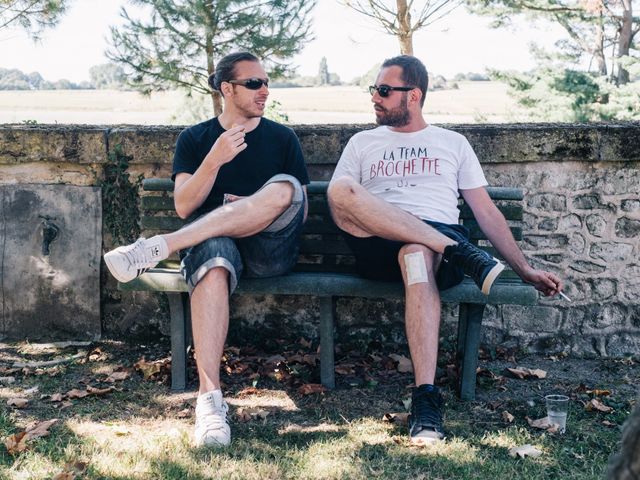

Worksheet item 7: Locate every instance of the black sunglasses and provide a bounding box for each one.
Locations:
[227,77,269,90]
[369,84,415,97]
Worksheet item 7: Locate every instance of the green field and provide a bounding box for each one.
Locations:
[0,82,519,125]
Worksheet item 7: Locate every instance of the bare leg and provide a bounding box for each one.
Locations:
[328,176,456,253]
[190,267,229,394]
[398,243,442,386]
[164,182,294,253]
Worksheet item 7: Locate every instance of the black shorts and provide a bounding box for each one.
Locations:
[342,220,470,291]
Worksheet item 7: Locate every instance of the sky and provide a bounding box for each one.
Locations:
[0,0,566,83]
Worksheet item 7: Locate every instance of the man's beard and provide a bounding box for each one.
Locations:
[375,94,410,127]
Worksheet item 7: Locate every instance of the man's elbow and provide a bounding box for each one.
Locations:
[175,203,192,220]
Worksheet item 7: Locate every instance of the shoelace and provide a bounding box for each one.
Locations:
[123,240,150,268]
[413,393,442,428]
[456,243,492,279]
[197,402,229,431]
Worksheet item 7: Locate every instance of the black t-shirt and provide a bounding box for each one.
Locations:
[172,117,310,217]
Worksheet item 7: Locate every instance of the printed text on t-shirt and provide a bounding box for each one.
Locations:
[369,146,441,180]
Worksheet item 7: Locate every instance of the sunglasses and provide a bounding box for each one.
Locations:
[369,84,415,97]
[227,77,269,90]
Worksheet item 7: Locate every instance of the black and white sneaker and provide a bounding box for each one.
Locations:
[104,237,168,283]
[408,384,446,445]
[443,241,505,295]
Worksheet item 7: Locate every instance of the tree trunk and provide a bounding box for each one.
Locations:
[594,13,607,76]
[204,0,223,116]
[616,0,633,85]
[396,0,413,55]
[607,397,640,479]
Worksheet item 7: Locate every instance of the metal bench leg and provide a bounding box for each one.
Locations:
[319,296,335,389]
[167,292,189,391]
[457,303,486,401]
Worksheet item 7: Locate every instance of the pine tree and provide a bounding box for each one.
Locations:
[108,0,317,115]
[0,0,68,40]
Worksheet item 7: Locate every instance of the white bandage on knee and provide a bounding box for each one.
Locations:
[404,251,429,285]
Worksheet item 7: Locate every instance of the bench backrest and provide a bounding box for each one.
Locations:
[139,179,523,274]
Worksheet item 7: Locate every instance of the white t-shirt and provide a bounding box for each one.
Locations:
[332,125,488,224]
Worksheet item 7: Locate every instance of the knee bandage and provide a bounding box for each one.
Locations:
[404,251,429,285]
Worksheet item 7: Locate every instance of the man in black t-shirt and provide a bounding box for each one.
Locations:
[104,52,309,448]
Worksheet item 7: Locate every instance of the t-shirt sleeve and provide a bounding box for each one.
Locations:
[331,137,362,183]
[283,130,310,185]
[171,128,197,181]
[457,137,488,190]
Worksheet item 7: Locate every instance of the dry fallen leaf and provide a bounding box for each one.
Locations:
[602,420,616,427]
[335,365,355,375]
[176,408,191,418]
[105,371,130,383]
[587,389,611,397]
[52,460,89,480]
[509,444,543,459]
[3,432,28,455]
[236,407,269,423]
[585,398,613,413]
[50,393,64,402]
[383,412,410,425]
[66,389,89,399]
[25,419,58,439]
[526,416,559,433]
[502,411,515,423]
[506,367,547,379]
[298,383,327,395]
[133,357,171,380]
[389,354,414,373]
[7,398,29,408]
[86,385,114,396]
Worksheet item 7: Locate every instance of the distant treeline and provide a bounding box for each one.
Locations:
[0,63,126,90]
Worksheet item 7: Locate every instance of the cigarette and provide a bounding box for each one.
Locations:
[558,291,572,302]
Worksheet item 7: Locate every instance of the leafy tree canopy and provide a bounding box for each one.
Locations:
[107,0,317,114]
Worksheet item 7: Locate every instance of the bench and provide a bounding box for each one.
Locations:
[119,178,538,400]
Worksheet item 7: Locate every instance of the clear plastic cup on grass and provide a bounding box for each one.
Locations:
[545,394,569,433]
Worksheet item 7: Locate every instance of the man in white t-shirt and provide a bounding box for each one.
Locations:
[327,55,564,445]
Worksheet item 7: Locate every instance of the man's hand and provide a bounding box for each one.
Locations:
[521,268,564,297]
[203,125,247,170]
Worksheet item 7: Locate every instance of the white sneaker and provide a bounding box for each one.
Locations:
[194,390,231,447]
[103,236,168,283]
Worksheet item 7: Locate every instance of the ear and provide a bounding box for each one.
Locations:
[409,88,423,107]
[220,82,233,98]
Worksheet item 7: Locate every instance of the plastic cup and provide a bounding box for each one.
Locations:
[545,394,569,433]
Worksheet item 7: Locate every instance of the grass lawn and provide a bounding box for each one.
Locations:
[0,339,635,479]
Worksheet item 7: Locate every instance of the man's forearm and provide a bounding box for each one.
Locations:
[174,165,220,219]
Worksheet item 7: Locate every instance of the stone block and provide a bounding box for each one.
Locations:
[594,168,640,195]
[527,193,566,211]
[606,333,640,357]
[522,234,568,250]
[572,194,610,210]
[569,233,587,255]
[109,127,182,165]
[1,184,101,340]
[621,265,640,302]
[590,242,634,263]
[538,217,558,231]
[503,305,562,333]
[599,124,640,162]
[621,199,640,213]
[569,260,606,275]
[0,125,107,165]
[615,217,640,238]
[586,214,607,237]
[583,303,628,331]
[558,214,582,231]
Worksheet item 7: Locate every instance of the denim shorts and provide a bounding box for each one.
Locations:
[179,174,305,294]
[342,220,470,291]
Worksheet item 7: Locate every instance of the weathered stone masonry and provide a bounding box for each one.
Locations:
[1,123,638,356]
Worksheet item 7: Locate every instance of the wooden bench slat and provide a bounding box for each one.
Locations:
[119,271,537,305]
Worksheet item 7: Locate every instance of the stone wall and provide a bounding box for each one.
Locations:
[1,123,638,356]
